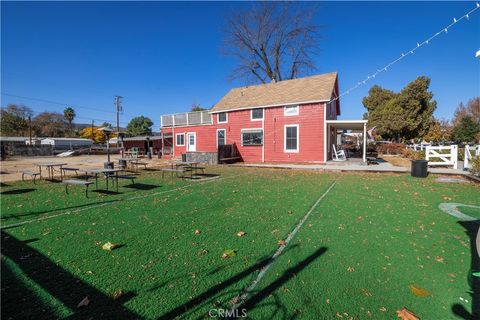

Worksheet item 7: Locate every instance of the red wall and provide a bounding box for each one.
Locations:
[163,102,327,163]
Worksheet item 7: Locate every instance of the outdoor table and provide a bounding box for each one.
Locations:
[34,162,68,181]
[83,168,124,191]
[118,157,136,170]
[170,161,200,179]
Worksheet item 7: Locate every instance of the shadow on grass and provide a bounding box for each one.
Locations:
[0,182,11,187]
[1,231,140,320]
[157,244,328,320]
[123,183,160,190]
[1,199,120,222]
[92,190,122,195]
[451,220,480,320]
[1,188,36,195]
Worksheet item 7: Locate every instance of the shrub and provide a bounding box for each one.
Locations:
[470,156,480,176]
[402,149,425,160]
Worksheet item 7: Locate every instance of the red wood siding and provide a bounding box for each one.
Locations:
[162,102,327,163]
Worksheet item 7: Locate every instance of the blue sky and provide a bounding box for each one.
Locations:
[2,1,479,131]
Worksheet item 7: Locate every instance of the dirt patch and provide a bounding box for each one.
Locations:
[381,155,411,168]
[0,155,169,182]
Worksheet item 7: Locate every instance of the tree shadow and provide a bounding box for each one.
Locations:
[1,188,36,195]
[1,231,140,320]
[1,200,120,222]
[451,220,480,320]
[0,182,10,187]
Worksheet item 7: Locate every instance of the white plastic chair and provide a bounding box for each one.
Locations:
[332,144,347,161]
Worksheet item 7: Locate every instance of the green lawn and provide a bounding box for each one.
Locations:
[1,167,479,319]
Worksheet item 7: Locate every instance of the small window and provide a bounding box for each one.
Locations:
[218,112,228,123]
[285,125,299,152]
[251,108,263,121]
[176,133,185,146]
[242,129,263,146]
[284,105,299,116]
[217,129,226,147]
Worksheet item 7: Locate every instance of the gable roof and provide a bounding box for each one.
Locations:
[211,72,338,113]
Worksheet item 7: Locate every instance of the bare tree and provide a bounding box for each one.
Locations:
[223,2,321,84]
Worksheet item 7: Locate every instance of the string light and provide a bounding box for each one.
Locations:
[330,3,479,103]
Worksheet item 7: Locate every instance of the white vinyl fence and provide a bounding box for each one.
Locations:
[464,145,480,170]
[425,145,458,169]
[406,143,431,151]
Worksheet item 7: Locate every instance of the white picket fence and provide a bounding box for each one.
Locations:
[406,143,431,151]
[464,145,480,170]
[425,145,458,169]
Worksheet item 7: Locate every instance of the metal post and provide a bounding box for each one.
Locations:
[363,123,367,163]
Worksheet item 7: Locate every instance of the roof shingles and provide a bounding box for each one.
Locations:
[211,72,337,113]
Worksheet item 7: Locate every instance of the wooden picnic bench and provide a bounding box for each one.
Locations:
[63,179,94,198]
[21,170,40,184]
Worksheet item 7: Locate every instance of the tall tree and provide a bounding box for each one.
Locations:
[0,104,33,136]
[223,2,321,84]
[126,116,153,137]
[33,112,68,137]
[363,76,437,141]
[63,106,76,136]
[452,116,480,143]
[79,126,115,144]
[423,118,452,142]
[191,102,206,112]
[452,97,480,126]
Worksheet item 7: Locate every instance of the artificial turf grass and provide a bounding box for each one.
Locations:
[1,168,478,319]
[1,167,336,319]
[243,173,480,320]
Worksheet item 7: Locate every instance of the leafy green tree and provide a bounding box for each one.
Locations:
[126,116,153,137]
[63,106,76,136]
[452,116,480,143]
[363,76,437,141]
[0,104,33,136]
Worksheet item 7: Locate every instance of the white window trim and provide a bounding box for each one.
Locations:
[284,105,299,116]
[216,128,226,148]
[250,108,264,121]
[175,133,185,146]
[284,124,299,153]
[217,112,228,124]
[241,128,263,146]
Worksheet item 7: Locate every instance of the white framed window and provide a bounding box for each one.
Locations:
[251,108,263,121]
[176,133,185,146]
[284,105,299,116]
[284,124,299,153]
[241,129,263,146]
[218,112,228,124]
[217,129,226,147]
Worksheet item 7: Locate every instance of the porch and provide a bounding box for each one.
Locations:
[325,120,368,164]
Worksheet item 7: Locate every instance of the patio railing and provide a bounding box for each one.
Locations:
[161,111,212,127]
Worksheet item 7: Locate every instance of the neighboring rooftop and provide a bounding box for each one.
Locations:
[211,72,338,113]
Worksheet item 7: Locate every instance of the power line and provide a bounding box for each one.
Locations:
[330,2,480,102]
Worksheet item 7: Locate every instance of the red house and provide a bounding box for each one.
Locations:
[160,72,368,164]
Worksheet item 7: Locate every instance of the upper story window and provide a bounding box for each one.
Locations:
[218,112,228,123]
[176,133,185,146]
[284,105,299,116]
[251,108,264,121]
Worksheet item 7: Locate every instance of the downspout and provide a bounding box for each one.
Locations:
[262,109,265,163]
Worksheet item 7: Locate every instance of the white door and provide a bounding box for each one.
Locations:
[187,133,196,152]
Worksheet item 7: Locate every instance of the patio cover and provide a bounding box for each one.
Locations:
[325,120,368,163]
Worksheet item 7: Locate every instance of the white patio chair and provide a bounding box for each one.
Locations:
[332,144,347,162]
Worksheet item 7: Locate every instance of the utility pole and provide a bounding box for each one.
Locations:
[114,96,123,147]
[28,116,32,145]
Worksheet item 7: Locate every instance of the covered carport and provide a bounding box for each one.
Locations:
[325,120,368,163]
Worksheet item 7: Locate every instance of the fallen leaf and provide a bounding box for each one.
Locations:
[347,267,355,272]
[102,242,121,251]
[435,256,444,263]
[222,249,237,259]
[77,296,90,308]
[194,229,201,235]
[443,196,452,201]
[112,289,125,300]
[237,231,246,237]
[278,240,286,246]
[409,284,431,297]
[379,306,387,312]
[287,210,293,215]
[396,307,419,320]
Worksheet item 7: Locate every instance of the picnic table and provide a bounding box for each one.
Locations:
[118,157,137,170]
[169,161,204,179]
[83,168,125,192]
[34,162,68,180]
